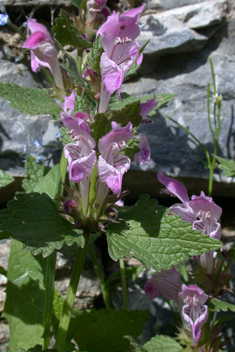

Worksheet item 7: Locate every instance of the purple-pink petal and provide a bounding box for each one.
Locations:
[124,3,146,19]
[140,96,158,119]
[134,134,151,165]
[98,121,133,155]
[179,284,209,343]
[62,90,76,114]
[144,267,182,305]
[158,171,190,206]
[22,31,50,50]
[27,18,50,35]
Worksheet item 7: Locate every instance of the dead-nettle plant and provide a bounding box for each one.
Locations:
[0,1,233,352]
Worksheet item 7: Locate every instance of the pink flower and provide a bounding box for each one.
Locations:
[22,18,63,89]
[144,267,182,306]
[97,4,145,112]
[189,192,222,240]
[179,284,208,343]
[97,121,133,196]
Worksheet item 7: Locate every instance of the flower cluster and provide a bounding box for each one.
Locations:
[144,267,209,344]
[97,4,145,112]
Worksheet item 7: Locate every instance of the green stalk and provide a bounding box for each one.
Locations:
[55,231,90,352]
[77,49,83,74]
[119,258,128,310]
[60,150,68,196]
[89,248,111,309]
[7,20,26,40]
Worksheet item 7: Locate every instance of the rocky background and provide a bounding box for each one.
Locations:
[1,0,235,350]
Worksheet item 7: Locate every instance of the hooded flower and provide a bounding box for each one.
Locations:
[97,4,145,112]
[144,267,182,306]
[63,116,96,184]
[179,284,208,343]
[97,121,133,196]
[22,18,63,89]
[189,192,222,240]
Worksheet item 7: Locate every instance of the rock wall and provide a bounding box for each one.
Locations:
[0,0,235,204]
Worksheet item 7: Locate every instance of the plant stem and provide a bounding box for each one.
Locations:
[89,248,111,309]
[60,150,68,196]
[119,258,128,310]
[54,231,90,352]
[77,49,83,74]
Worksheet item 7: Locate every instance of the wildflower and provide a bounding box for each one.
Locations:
[144,267,182,306]
[22,18,63,89]
[61,91,76,115]
[30,153,41,163]
[34,139,42,148]
[0,13,8,26]
[179,284,208,343]
[97,121,133,196]
[97,4,145,112]
[134,134,151,165]
[213,93,223,105]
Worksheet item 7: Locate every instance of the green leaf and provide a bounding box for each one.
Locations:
[109,92,175,112]
[22,155,47,192]
[69,309,150,352]
[52,9,92,50]
[90,113,111,144]
[0,192,84,257]
[87,35,103,72]
[3,239,56,351]
[34,164,61,200]
[70,0,83,8]
[61,51,87,88]
[90,101,142,145]
[143,335,183,352]
[125,40,150,79]
[74,90,96,114]
[60,126,73,147]
[0,169,14,188]
[214,155,235,177]
[210,298,235,312]
[120,135,140,162]
[0,83,61,119]
[106,195,222,271]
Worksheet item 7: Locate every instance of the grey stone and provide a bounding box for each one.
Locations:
[145,0,208,11]
[1,0,70,5]
[139,0,227,55]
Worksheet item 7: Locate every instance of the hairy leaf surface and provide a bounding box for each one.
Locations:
[0,83,60,118]
[107,195,222,271]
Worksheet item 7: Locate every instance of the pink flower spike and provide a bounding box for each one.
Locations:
[179,284,208,343]
[144,267,182,306]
